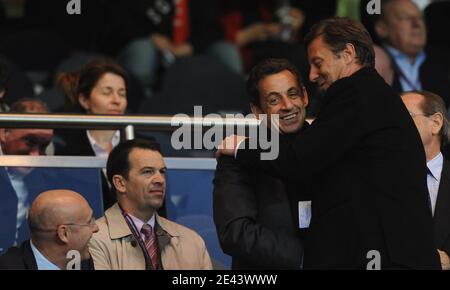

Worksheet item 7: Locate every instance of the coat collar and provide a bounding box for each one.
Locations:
[104,203,181,240]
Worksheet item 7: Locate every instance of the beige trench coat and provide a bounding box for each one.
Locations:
[89,203,213,270]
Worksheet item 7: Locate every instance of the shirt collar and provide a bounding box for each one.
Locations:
[86,130,121,157]
[128,213,156,233]
[105,203,180,239]
[384,45,426,65]
[427,152,443,181]
[30,240,61,270]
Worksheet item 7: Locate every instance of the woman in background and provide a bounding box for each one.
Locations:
[55,59,149,211]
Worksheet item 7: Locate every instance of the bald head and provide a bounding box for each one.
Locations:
[27,189,98,267]
[29,190,92,234]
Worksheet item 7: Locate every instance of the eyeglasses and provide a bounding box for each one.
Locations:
[60,217,97,228]
[409,111,431,118]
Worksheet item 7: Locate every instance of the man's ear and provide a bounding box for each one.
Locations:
[78,94,90,111]
[57,225,70,244]
[302,87,309,107]
[250,103,263,119]
[112,175,127,194]
[431,112,444,136]
[375,20,389,39]
[342,43,357,65]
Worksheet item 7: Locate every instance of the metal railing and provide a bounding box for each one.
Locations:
[0,114,231,170]
[0,113,262,168]
[0,113,262,140]
[0,113,261,129]
[0,155,217,170]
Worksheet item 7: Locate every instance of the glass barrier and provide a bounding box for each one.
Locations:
[0,156,231,269]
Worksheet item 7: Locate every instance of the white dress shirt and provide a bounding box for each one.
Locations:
[30,240,60,270]
[427,152,443,217]
[86,130,120,180]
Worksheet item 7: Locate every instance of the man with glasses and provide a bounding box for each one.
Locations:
[401,90,450,270]
[0,189,99,270]
[374,0,449,107]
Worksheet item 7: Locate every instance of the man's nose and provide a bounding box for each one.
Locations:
[411,16,423,28]
[28,148,42,156]
[309,67,319,82]
[280,96,294,111]
[153,172,165,184]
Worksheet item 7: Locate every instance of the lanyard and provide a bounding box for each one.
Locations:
[384,46,422,91]
[119,205,153,269]
[395,65,421,91]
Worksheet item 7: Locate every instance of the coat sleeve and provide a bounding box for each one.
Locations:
[213,156,303,268]
[199,239,213,270]
[237,85,362,182]
[88,235,112,270]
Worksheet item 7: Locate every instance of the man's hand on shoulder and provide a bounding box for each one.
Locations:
[215,135,247,160]
[438,249,450,270]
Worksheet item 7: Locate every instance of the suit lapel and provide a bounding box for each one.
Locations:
[22,240,38,270]
[434,158,450,248]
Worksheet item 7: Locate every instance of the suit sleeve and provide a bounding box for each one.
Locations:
[213,156,303,268]
[237,85,362,182]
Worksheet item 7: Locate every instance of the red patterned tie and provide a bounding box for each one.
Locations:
[141,224,159,270]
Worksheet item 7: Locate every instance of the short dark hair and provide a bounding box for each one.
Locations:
[247,58,304,107]
[402,90,450,147]
[305,17,375,68]
[106,139,162,186]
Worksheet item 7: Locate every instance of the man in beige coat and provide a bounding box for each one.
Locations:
[88,139,212,270]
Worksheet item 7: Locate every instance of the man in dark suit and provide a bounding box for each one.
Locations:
[218,17,440,269]
[374,0,449,107]
[401,90,450,270]
[0,98,54,254]
[0,189,98,270]
[213,58,310,269]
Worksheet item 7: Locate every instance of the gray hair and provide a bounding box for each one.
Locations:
[402,90,450,146]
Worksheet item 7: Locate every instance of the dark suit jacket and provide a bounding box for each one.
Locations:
[0,168,52,254]
[213,125,309,269]
[390,46,450,108]
[0,240,95,270]
[434,158,450,255]
[237,67,440,269]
